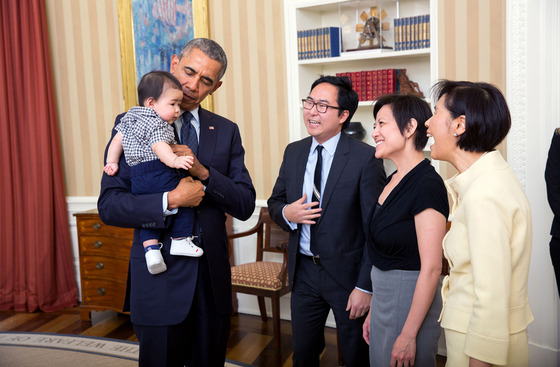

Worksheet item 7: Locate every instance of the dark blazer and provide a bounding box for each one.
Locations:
[546,129,560,238]
[267,132,386,293]
[97,108,256,326]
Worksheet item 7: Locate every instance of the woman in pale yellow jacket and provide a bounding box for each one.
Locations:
[425,80,534,367]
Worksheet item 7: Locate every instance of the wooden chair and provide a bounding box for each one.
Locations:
[227,207,290,349]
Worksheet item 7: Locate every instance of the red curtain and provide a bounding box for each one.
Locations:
[0,0,78,311]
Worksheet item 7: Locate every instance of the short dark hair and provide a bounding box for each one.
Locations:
[373,94,432,151]
[310,75,359,130]
[137,71,182,106]
[178,38,228,81]
[431,80,511,152]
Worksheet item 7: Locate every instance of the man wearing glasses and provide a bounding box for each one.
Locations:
[268,75,386,366]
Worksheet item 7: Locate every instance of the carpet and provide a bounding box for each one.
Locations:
[0,332,252,366]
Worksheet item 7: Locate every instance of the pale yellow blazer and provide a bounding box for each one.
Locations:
[440,151,534,365]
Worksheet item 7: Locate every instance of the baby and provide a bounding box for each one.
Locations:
[104,71,203,275]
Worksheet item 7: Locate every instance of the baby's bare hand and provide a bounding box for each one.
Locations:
[174,155,194,170]
[104,163,119,176]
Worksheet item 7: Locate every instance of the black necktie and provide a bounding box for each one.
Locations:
[181,112,198,156]
[310,145,323,255]
[312,145,323,204]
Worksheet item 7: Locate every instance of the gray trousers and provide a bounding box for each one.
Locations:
[369,265,442,367]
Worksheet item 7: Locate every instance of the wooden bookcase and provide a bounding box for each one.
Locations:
[283,0,438,171]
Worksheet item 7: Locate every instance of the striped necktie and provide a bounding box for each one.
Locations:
[310,145,323,255]
[312,145,323,205]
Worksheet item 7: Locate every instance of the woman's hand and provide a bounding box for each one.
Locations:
[362,311,371,345]
[390,333,416,367]
[469,357,492,367]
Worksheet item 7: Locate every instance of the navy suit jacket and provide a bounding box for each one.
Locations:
[267,132,386,293]
[98,108,256,326]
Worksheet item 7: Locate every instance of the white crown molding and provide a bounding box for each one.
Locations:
[506,0,527,189]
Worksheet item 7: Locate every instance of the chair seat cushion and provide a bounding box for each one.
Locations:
[231,261,287,290]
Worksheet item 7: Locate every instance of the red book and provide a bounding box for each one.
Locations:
[376,70,382,100]
[381,69,388,95]
[372,70,378,100]
[351,72,360,99]
[365,70,373,101]
[360,71,367,101]
[387,69,395,93]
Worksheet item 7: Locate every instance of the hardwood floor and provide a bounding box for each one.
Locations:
[0,307,338,366]
[0,307,446,366]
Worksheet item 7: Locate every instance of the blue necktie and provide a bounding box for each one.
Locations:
[171,122,180,143]
[181,112,198,156]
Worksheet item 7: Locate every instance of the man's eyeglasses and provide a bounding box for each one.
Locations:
[302,99,343,114]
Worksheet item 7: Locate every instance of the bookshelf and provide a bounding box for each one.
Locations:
[284,0,438,172]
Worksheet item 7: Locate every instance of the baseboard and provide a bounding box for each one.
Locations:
[529,342,560,366]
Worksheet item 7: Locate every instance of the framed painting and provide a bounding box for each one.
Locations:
[117,0,211,111]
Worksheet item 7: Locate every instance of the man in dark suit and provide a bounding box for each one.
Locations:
[97,38,256,366]
[268,75,386,366]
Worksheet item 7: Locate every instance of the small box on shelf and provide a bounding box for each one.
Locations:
[339,0,398,53]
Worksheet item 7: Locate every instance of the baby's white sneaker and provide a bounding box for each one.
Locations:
[145,243,167,274]
[170,236,203,257]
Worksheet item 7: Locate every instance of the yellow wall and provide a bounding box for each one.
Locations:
[437,0,507,179]
[45,0,287,200]
[45,0,505,199]
[209,0,289,200]
[45,0,124,197]
[438,0,505,84]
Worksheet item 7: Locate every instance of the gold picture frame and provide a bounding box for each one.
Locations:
[117,0,212,111]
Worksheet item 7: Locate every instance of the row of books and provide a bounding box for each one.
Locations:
[297,27,340,60]
[336,69,405,102]
[393,14,430,51]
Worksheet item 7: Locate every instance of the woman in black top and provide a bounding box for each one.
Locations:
[362,94,449,367]
[545,128,560,297]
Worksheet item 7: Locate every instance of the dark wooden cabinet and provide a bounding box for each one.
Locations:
[74,210,133,321]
